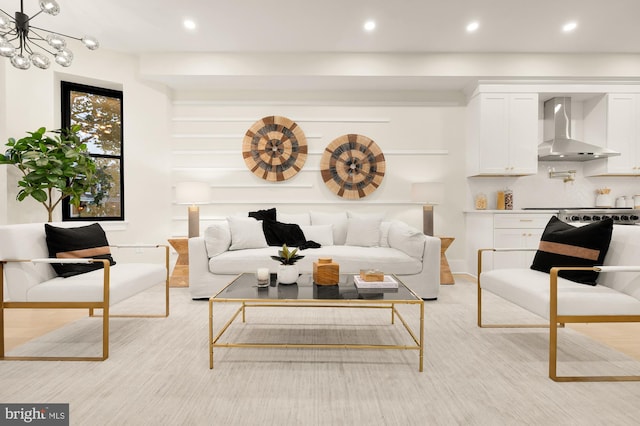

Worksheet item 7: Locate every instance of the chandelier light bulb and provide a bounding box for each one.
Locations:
[54,48,73,67]
[31,52,50,69]
[39,0,60,16]
[10,54,30,69]
[0,40,16,57]
[81,36,99,50]
[46,34,66,50]
[0,15,12,31]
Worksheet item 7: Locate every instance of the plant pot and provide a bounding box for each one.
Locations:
[277,264,299,285]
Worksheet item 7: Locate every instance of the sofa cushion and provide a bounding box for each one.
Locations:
[345,217,382,247]
[300,225,334,246]
[598,224,640,299]
[44,223,116,278]
[379,221,391,247]
[310,211,348,245]
[481,268,640,318]
[227,217,268,250]
[530,217,613,285]
[208,245,423,276]
[387,221,425,260]
[204,222,231,257]
[0,223,57,301]
[27,263,167,305]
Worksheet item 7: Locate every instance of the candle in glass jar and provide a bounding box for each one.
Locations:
[256,268,270,287]
[257,268,269,280]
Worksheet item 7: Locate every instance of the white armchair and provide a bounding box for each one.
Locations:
[0,223,170,361]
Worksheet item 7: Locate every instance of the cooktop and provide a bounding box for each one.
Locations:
[522,207,633,210]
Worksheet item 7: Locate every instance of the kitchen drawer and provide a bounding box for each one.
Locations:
[493,213,554,229]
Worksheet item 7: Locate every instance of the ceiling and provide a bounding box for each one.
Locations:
[37,0,640,54]
[6,0,640,92]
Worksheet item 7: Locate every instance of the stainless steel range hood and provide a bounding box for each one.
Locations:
[538,97,620,161]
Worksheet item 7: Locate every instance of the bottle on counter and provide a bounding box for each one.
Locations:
[504,188,513,210]
[635,195,640,209]
[496,190,505,210]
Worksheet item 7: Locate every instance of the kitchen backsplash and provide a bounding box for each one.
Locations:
[467,162,640,210]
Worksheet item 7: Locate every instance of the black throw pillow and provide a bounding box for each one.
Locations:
[44,223,116,278]
[248,208,276,222]
[530,216,613,285]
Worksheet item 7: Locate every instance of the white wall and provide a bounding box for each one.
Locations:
[0,48,172,250]
[1,51,472,269]
[0,61,6,225]
[170,94,468,262]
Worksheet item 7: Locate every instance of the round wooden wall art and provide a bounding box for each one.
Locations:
[242,116,307,182]
[320,134,386,199]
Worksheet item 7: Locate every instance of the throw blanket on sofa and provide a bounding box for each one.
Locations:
[249,208,320,249]
[261,220,321,249]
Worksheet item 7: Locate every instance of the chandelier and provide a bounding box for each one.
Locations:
[0,0,99,70]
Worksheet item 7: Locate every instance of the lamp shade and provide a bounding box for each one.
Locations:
[176,182,210,205]
[411,182,444,205]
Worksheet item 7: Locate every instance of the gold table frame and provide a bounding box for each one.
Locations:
[208,274,425,371]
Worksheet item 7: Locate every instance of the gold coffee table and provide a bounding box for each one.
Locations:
[209,273,425,371]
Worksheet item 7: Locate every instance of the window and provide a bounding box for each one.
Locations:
[61,82,124,221]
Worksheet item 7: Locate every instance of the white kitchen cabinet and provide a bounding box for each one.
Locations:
[465,212,553,275]
[467,93,539,176]
[584,94,640,176]
[493,228,544,270]
[492,214,550,270]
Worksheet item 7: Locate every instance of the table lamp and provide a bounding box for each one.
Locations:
[411,182,444,236]
[176,181,210,238]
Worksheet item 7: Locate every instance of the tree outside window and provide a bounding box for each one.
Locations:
[61,82,124,221]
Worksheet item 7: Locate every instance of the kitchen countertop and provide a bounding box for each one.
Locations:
[463,209,559,214]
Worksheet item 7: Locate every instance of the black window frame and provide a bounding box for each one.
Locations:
[61,81,125,221]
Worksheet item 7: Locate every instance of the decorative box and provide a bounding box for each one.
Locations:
[359,269,384,282]
[313,258,339,285]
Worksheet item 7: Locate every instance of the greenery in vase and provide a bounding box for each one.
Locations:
[0,126,110,222]
[270,244,304,265]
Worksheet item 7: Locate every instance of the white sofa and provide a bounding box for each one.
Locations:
[189,211,441,300]
[0,222,169,361]
[478,224,640,381]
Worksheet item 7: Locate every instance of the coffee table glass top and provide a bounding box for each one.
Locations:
[213,273,420,302]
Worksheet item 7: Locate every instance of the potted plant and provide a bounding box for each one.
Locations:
[270,244,304,285]
[0,126,108,222]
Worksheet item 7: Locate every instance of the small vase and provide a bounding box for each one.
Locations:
[277,264,299,285]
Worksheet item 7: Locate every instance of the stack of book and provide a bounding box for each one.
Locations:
[353,275,398,289]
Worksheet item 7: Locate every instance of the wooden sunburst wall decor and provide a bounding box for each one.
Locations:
[320,134,386,199]
[242,116,308,182]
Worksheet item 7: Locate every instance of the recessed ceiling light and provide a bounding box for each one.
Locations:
[183,19,197,31]
[364,20,376,32]
[466,21,479,32]
[562,21,577,32]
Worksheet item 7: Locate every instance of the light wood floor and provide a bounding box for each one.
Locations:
[4,308,88,352]
[455,275,640,361]
[3,276,640,361]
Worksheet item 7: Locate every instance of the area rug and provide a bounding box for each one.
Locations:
[2,280,640,425]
